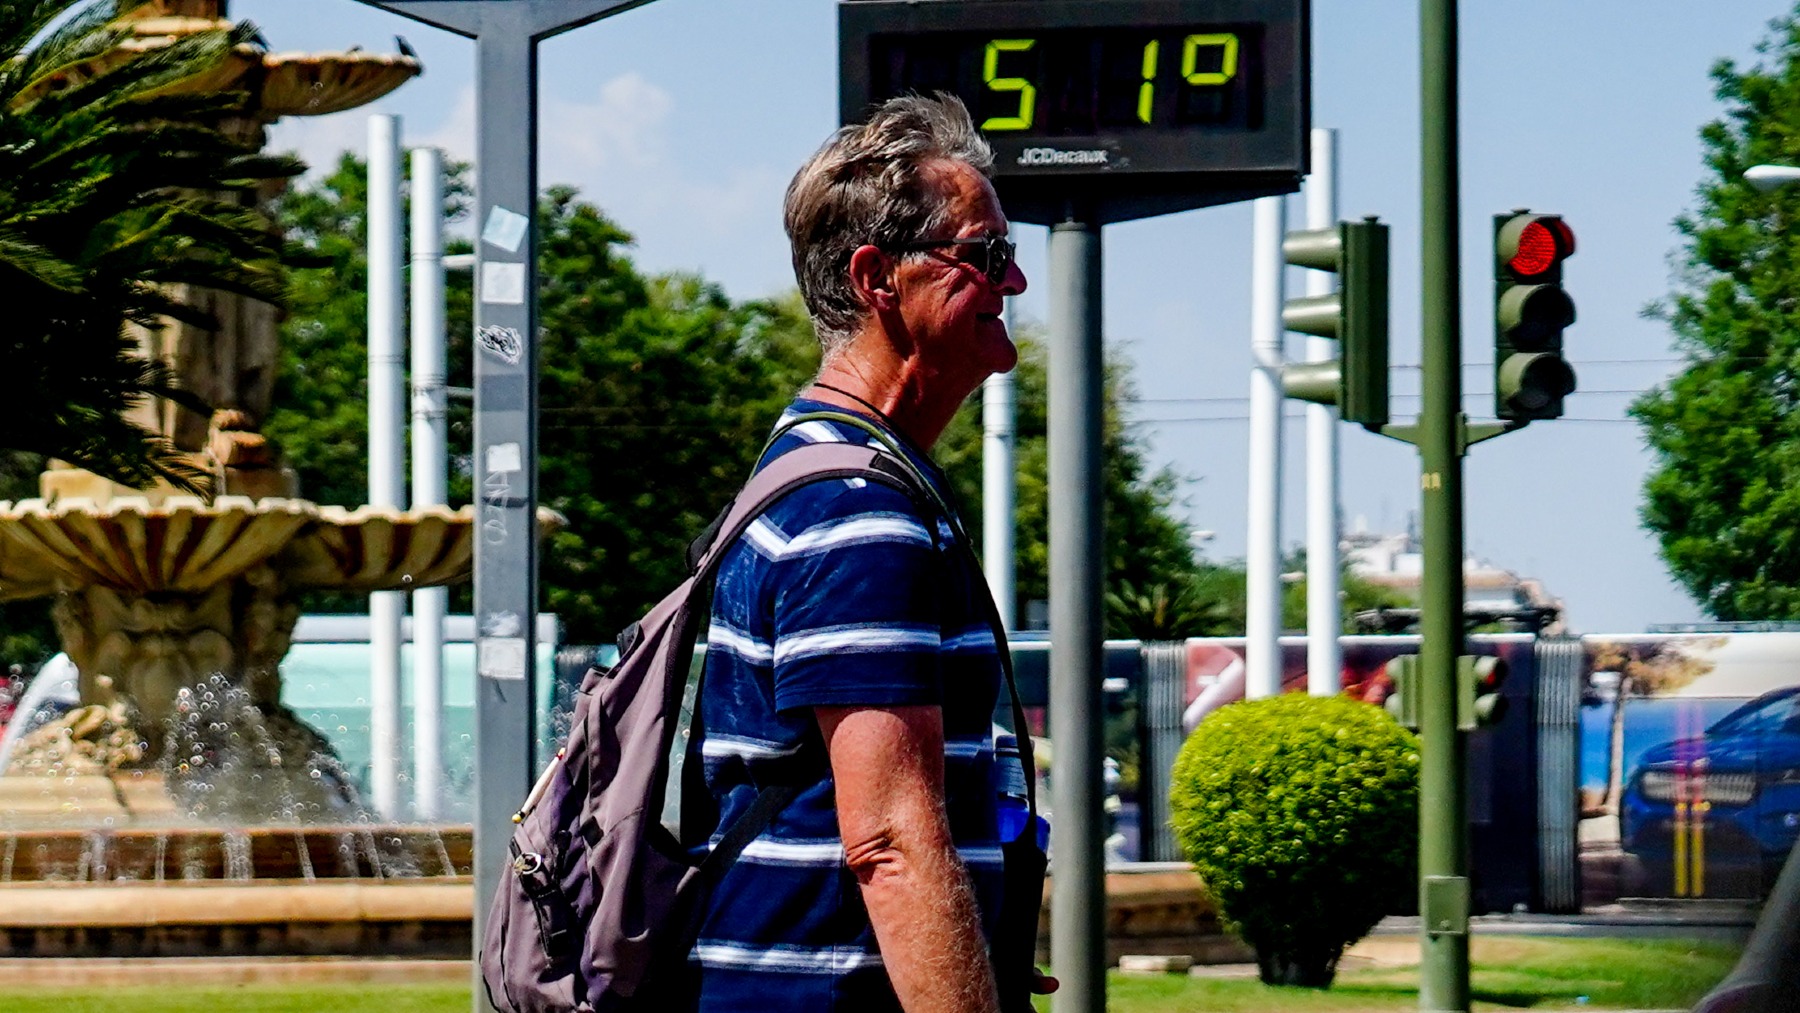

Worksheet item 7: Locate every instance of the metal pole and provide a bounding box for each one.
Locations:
[1419,0,1470,1008]
[1048,215,1105,1013]
[367,114,406,821]
[1304,128,1342,696]
[983,299,1018,632]
[471,23,541,1010]
[1245,195,1285,700]
[343,8,655,1011]
[410,146,449,821]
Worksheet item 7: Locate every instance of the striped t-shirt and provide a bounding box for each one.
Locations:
[686,400,1006,1012]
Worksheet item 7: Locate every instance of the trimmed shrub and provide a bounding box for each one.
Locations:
[1169,693,1419,987]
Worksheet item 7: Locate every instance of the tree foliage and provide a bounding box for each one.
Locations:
[1635,9,1800,619]
[0,0,299,491]
[270,160,1212,643]
[932,340,1207,636]
[1170,693,1419,987]
[270,163,813,639]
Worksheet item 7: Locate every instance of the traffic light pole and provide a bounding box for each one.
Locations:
[1418,0,1471,1009]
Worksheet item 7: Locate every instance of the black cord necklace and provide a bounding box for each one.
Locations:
[811,381,895,429]
[807,381,944,477]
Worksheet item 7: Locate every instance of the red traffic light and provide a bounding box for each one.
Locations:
[1500,215,1575,280]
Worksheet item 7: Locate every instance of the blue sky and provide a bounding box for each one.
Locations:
[239,0,1794,633]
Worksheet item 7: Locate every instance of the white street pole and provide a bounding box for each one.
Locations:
[1246,196,1286,700]
[983,298,1018,632]
[410,147,449,820]
[367,115,406,820]
[1305,128,1343,696]
[1746,164,1800,191]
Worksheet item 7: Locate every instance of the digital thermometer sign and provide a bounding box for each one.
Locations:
[840,0,1310,224]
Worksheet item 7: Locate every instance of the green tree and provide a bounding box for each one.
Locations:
[1635,8,1800,619]
[0,0,298,491]
[1118,553,1411,640]
[517,188,818,639]
[271,166,813,639]
[1280,553,1415,632]
[934,339,1206,636]
[270,162,1207,643]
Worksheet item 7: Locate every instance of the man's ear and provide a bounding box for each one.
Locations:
[847,244,898,312]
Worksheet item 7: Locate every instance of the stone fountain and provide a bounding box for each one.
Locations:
[0,1,538,830]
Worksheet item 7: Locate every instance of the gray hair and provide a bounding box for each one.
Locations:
[783,93,994,356]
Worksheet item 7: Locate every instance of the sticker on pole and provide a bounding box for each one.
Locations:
[481,205,530,253]
[477,325,524,365]
[481,261,526,305]
[485,442,523,474]
[478,636,527,680]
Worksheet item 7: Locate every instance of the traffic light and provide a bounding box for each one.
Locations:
[1280,217,1391,430]
[1383,654,1419,731]
[1457,655,1509,730]
[1493,211,1577,421]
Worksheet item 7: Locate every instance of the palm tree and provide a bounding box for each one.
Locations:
[0,0,298,493]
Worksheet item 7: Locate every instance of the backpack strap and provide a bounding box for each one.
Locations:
[671,440,926,865]
[766,411,1041,822]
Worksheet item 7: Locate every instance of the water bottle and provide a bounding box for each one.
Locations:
[993,732,1049,849]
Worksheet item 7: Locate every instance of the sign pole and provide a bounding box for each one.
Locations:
[467,29,540,1010]
[348,5,655,1010]
[1048,213,1105,1013]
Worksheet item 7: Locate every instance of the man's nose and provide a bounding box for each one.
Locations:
[999,258,1027,297]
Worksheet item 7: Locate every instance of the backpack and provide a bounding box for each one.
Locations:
[479,414,1042,1013]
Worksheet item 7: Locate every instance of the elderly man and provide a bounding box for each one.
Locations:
[688,94,1044,1012]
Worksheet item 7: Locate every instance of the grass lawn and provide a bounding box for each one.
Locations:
[1039,937,1739,1012]
[0,937,1736,1012]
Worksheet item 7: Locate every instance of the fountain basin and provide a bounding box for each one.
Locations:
[0,496,313,601]
[0,821,472,883]
[0,880,472,959]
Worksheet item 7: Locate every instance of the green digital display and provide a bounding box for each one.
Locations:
[840,0,1310,224]
[871,28,1260,139]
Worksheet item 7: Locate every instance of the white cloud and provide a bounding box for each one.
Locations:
[542,72,672,175]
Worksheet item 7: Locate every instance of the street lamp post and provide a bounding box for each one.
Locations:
[1746,164,1800,191]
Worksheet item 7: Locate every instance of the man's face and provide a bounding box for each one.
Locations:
[890,160,1028,384]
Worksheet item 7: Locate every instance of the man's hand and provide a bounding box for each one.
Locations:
[817,703,1000,1013]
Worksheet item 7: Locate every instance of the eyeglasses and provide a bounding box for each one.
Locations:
[890,234,1016,287]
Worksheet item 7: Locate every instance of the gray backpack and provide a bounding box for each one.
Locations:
[479,423,1041,1013]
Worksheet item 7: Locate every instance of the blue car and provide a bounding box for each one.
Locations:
[1621,686,1800,898]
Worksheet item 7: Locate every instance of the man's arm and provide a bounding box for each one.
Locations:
[817,703,999,1013]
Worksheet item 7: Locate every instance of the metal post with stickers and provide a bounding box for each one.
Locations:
[348,3,657,1011]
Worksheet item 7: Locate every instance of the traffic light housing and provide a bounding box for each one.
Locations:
[1457,654,1509,730]
[1280,217,1391,430]
[1383,654,1419,731]
[1493,211,1577,421]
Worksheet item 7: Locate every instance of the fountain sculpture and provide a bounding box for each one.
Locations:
[0,1,537,828]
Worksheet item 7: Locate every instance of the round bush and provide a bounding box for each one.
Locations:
[1169,693,1419,987]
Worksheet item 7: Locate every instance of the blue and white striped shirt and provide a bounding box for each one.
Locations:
[687,400,1006,1012]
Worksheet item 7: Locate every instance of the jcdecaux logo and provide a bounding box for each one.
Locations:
[1016,147,1110,167]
